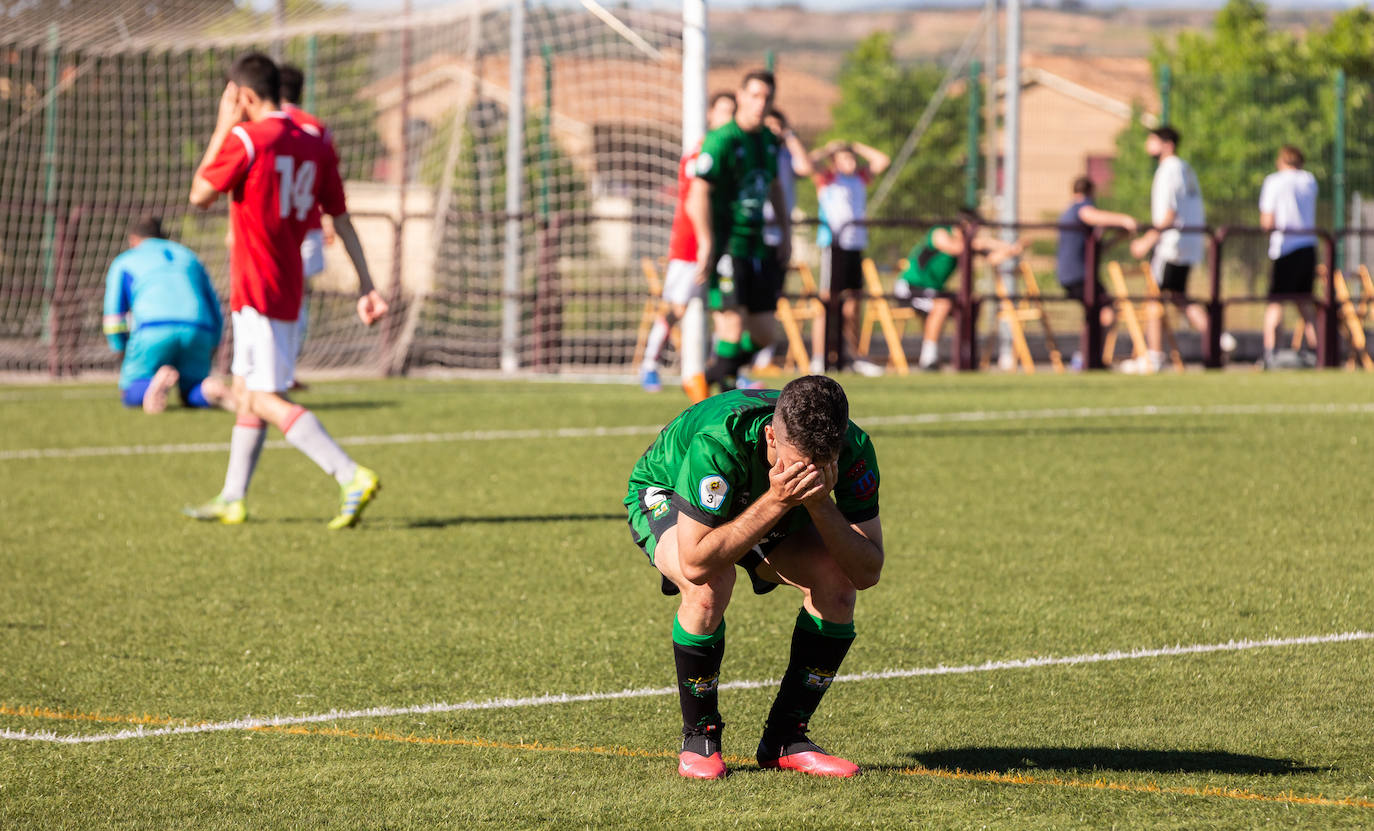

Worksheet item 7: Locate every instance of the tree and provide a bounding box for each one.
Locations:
[1102,0,1374,232]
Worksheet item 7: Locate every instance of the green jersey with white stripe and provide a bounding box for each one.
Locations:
[625,389,880,536]
[695,120,780,261]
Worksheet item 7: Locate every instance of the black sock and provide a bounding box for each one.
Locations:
[673,616,725,732]
[764,609,855,738]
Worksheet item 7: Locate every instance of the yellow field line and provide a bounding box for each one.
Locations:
[269,723,1374,810]
[9,704,1372,810]
[899,765,1374,810]
[0,702,190,727]
[253,724,678,761]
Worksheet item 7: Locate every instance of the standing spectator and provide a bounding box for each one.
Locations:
[640,91,737,394]
[763,109,813,250]
[894,209,1022,370]
[812,140,890,375]
[1259,145,1319,369]
[102,216,233,413]
[1128,125,1210,373]
[1056,176,1136,366]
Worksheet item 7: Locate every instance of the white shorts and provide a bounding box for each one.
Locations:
[301,229,325,279]
[661,259,700,308]
[231,307,299,393]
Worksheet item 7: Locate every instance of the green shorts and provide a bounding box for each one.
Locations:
[626,486,782,597]
[626,486,677,562]
[901,267,952,293]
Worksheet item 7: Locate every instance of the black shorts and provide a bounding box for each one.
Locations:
[1063,280,1112,308]
[828,247,865,293]
[1156,262,1192,294]
[715,253,784,314]
[626,487,780,596]
[1269,246,1317,298]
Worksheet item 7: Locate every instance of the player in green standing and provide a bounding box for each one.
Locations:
[625,375,884,779]
[684,69,790,399]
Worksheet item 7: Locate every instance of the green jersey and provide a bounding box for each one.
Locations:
[626,389,880,542]
[695,120,780,261]
[899,226,957,291]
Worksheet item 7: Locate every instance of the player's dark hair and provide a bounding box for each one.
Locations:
[775,375,849,462]
[1279,144,1304,168]
[279,63,305,105]
[957,204,981,222]
[229,52,281,105]
[767,108,789,128]
[1150,125,1180,148]
[129,215,166,240]
[709,90,737,110]
[741,69,776,93]
[1072,175,1095,197]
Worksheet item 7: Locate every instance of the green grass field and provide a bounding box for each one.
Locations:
[4,371,1374,829]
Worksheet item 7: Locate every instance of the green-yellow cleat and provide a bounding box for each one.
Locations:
[182,495,247,525]
[328,466,380,530]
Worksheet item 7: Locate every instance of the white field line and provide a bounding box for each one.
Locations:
[4,630,1370,746]
[5,401,1374,463]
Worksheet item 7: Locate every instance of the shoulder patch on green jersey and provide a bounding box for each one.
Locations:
[698,474,730,511]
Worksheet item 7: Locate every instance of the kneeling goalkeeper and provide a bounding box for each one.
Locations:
[625,375,883,779]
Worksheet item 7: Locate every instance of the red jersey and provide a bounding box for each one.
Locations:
[201,112,347,320]
[284,104,335,233]
[667,143,702,263]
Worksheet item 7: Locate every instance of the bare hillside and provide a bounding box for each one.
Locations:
[710,6,1336,77]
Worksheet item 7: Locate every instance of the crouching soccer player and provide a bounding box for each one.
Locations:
[103,216,233,414]
[625,375,883,779]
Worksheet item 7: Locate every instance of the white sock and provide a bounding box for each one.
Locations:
[919,339,939,367]
[752,344,776,369]
[1148,350,1166,368]
[221,420,267,501]
[642,318,671,371]
[283,408,357,485]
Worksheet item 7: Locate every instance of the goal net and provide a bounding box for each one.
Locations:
[0,0,685,377]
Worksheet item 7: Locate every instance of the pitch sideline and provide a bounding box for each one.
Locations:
[3,629,1369,745]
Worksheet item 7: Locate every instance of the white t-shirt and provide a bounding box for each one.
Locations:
[1259,168,1318,260]
[1150,155,1206,265]
[817,170,873,251]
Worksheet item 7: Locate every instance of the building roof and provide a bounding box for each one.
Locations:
[362,53,840,142]
[707,64,840,140]
[1018,52,1159,118]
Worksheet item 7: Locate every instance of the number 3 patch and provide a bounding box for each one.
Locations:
[698,475,729,511]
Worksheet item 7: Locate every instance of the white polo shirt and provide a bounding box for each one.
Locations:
[1151,155,1206,266]
[1259,168,1318,260]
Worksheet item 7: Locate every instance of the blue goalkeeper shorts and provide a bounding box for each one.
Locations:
[119,324,219,408]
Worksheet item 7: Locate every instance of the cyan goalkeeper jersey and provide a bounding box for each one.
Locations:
[103,239,222,352]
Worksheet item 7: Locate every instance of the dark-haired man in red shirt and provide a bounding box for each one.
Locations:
[186,51,387,529]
